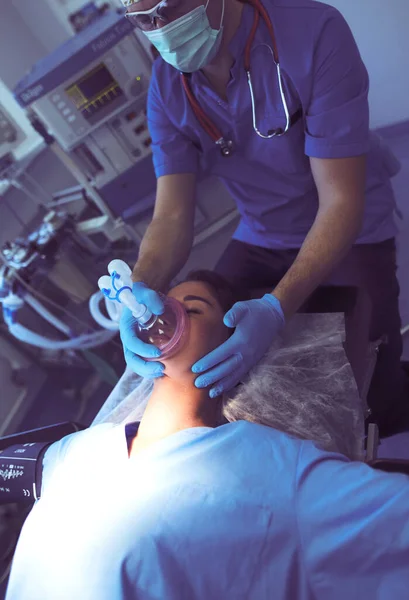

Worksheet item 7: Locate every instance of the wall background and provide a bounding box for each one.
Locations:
[326,0,409,128]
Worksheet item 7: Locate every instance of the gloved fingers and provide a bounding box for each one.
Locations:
[132,283,164,316]
[223,301,250,328]
[194,353,242,389]
[192,336,237,374]
[124,349,165,379]
[120,319,162,359]
[209,367,246,398]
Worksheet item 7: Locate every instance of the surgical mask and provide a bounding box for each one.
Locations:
[143,0,225,73]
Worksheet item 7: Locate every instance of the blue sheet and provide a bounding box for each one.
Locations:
[6,421,409,599]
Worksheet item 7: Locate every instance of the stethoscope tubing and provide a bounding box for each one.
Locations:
[181,0,291,155]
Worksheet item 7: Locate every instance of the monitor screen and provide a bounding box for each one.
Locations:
[66,64,124,121]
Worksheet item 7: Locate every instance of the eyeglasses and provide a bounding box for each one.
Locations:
[124,0,203,32]
[125,0,169,31]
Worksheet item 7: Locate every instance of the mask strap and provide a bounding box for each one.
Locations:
[204,0,225,28]
[219,0,225,28]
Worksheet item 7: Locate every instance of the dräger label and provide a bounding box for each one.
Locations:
[20,84,44,105]
[91,32,116,53]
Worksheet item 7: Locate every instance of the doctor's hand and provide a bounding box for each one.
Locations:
[119,282,165,379]
[192,294,285,398]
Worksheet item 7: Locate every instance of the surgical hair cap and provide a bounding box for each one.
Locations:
[92,313,366,461]
[223,313,366,461]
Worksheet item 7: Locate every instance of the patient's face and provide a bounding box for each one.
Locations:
[162,280,230,379]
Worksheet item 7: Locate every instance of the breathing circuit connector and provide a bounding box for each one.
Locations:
[98,259,189,359]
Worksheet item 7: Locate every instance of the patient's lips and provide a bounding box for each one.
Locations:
[139,312,173,344]
[148,331,171,345]
[147,317,174,346]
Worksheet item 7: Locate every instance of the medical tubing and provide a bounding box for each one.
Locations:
[25,293,72,337]
[3,304,115,349]
[181,74,222,142]
[244,5,260,70]
[89,291,120,331]
[258,0,280,60]
[105,294,121,322]
[0,263,122,352]
[10,268,114,337]
[244,0,279,68]
[7,322,115,350]
[181,0,281,147]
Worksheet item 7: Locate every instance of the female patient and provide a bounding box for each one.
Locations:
[6,272,409,600]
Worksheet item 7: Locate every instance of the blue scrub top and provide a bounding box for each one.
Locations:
[148,0,397,249]
[6,420,409,599]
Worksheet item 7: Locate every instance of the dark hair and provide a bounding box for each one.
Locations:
[183,270,241,314]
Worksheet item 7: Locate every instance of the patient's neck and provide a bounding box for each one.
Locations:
[131,377,219,453]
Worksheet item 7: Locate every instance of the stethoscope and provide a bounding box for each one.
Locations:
[181,0,302,157]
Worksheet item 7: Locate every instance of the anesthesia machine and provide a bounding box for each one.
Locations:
[13,10,157,218]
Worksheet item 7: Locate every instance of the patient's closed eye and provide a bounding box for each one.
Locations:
[186,308,203,315]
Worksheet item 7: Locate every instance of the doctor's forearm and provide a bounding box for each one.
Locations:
[272,201,363,318]
[132,173,197,291]
[132,217,194,292]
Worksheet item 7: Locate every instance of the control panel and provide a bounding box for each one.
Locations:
[71,101,152,188]
[31,34,151,152]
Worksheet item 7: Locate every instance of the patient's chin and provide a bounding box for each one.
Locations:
[160,327,229,383]
[161,355,195,382]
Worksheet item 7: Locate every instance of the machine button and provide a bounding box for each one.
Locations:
[126,111,138,122]
[52,94,61,102]
[134,123,147,135]
[62,108,71,116]
[130,79,143,97]
[67,115,76,123]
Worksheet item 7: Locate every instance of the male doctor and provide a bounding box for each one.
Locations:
[119,0,408,438]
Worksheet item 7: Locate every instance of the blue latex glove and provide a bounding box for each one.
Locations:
[192,294,285,398]
[119,282,165,379]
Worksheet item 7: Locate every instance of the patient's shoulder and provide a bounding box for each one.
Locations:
[223,420,352,467]
[41,423,119,496]
[45,423,119,471]
[224,419,303,444]
[218,420,304,464]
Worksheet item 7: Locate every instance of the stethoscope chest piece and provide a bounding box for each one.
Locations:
[216,137,234,157]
